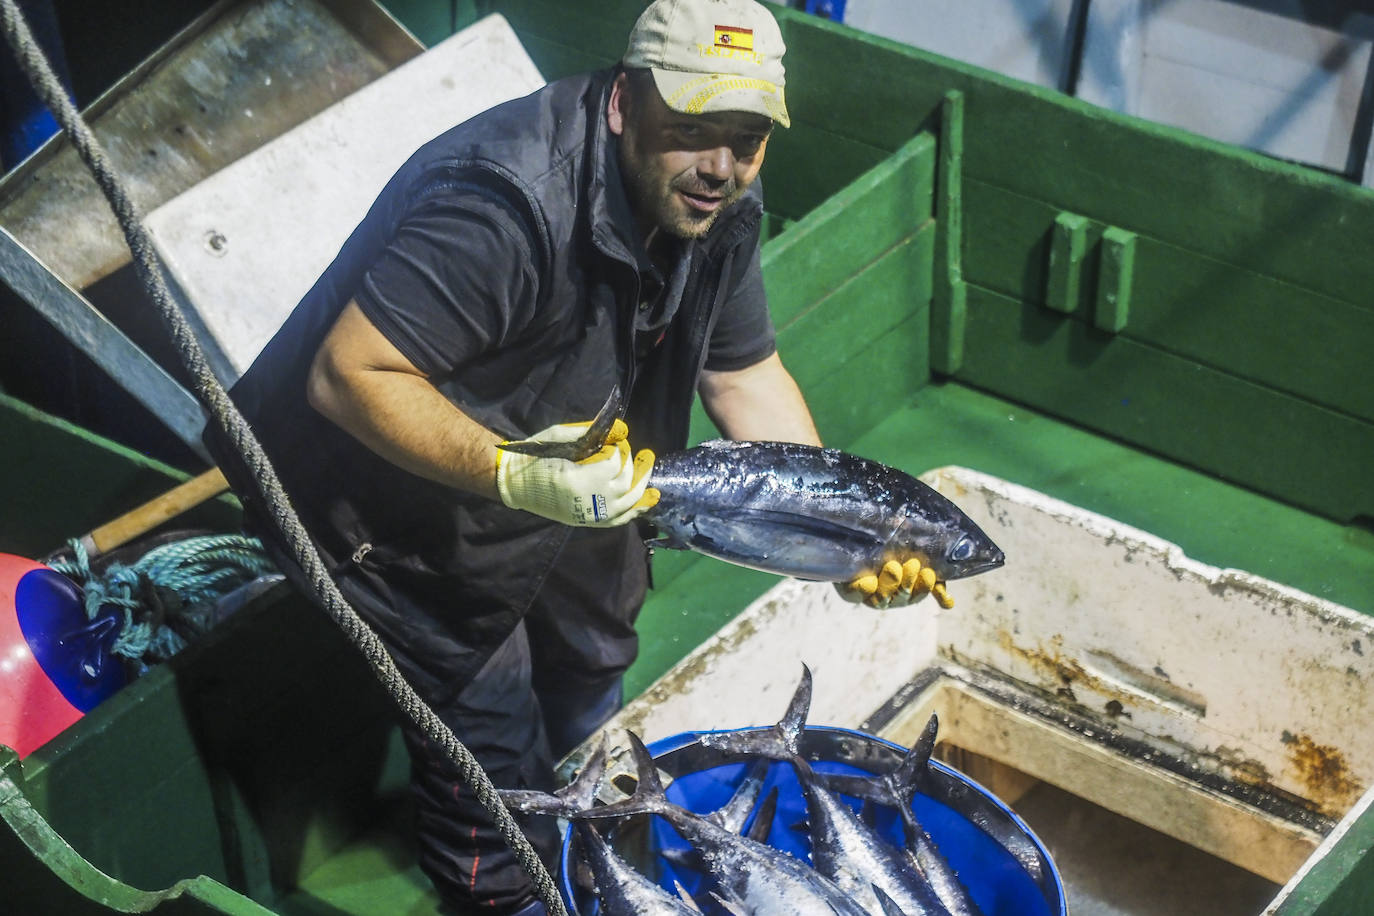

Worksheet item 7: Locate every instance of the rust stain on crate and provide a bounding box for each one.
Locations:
[1281,731,1363,817]
[997,631,1090,703]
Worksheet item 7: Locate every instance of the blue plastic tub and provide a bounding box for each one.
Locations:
[560,725,1066,915]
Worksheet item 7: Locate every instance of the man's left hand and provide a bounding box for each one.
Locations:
[835,558,944,609]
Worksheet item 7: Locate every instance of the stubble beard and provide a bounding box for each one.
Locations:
[620,130,747,240]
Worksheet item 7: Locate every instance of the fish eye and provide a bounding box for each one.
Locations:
[949,535,975,562]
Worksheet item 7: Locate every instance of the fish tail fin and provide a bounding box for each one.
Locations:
[562,736,610,811]
[778,663,813,754]
[821,713,937,811]
[500,736,610,816]
[673,881,708,914]
[811,768,900,808]
[497,384,622,461]
[811,713,937,810]
[573,730,676,823]
[745,785,780,844]
[699,663,811,763]
[710,890,751,916]
[891,713,939,801]
[705,759,770,833]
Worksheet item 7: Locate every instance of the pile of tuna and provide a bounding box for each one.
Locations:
[500,667,1044,916]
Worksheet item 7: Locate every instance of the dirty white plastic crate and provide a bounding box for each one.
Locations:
[575,467,1374,901]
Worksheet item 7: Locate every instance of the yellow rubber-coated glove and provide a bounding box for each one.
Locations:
[496,418,660,527]
[835,558,951,609]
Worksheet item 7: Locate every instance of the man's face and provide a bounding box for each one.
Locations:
[609,72,773,240]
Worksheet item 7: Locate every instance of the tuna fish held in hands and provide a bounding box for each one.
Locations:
[499,387,1005,596]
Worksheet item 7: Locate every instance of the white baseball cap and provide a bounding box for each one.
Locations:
[623,0,791,128]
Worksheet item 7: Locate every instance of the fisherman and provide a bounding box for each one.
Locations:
[208,0,921,912]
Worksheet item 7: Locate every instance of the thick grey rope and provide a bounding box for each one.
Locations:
[0,4,568,913]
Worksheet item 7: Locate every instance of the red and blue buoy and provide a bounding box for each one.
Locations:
[0,553,127,758]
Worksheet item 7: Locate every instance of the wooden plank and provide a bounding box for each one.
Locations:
[776,230,933,378]
[1094,226,1136,334]
[1271,790,1374,915]
[758,123,893,224]
[507,2,1374,315]
[960,80,1374,311]
[777,12,947,152]
[931,90,967,375]
[962,178,1374,426]
[1045,211,1089,314]
[880,682,1320,885]
[957,285,1374,522]
[762,132,935,327]
[785,306,932,450]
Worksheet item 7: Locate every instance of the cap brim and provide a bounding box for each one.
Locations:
[648,68,791,128]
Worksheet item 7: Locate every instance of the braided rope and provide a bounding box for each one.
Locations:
[0,4,568,912]
[50,534,274,660]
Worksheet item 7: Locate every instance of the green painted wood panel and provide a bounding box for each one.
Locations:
[1275,800,1374,915]
[852,385,1374,619]
[17,591,401,907]
[776,13,944,153]
[762,6,1374,529]
[960,83,1374,313]
[512,33,607,81]
[772,7,1374,312]
[0,394,239,559]
[957,285,1374,523]
[488,0,626,75]
[3,762,267,916]
[962,178,1374,426]
[757,123,891,223]
[763,133,935,325]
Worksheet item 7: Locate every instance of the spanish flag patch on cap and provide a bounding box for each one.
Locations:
[714,25,754,52]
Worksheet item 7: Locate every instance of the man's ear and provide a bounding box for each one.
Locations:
[607,71,630,137]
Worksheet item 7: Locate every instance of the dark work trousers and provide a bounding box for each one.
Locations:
[326,524,649,914]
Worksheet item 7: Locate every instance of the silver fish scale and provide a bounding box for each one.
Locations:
[574,822,699,916]
[658,804,872,916]
[804,781,952,916]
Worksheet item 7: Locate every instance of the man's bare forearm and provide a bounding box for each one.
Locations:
[698,352,821,446]
[306,302,503,500]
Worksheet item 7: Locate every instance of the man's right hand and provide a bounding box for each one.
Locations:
[495,419,658,527]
